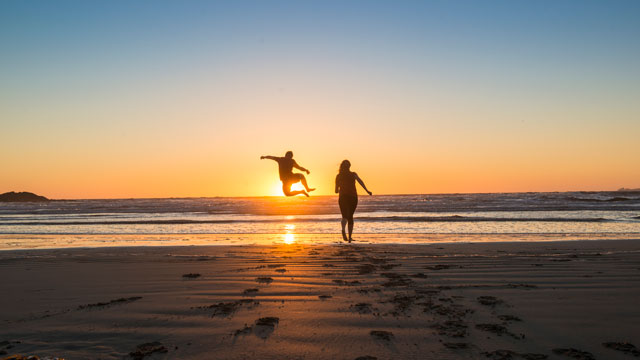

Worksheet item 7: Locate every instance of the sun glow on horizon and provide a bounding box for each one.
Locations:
[270,182,284,197]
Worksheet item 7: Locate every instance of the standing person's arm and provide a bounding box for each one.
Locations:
[260,155,279,161]
[354,173,372,195]
[335,175,340,194]
[293,160,310,174]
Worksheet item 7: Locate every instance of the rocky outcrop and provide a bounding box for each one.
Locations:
[0,191,49,202]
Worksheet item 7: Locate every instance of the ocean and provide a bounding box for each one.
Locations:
[1,192,639,249]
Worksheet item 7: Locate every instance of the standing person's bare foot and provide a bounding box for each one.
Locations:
[308,188,316,192]
[303,191,309,197]
[342,231,348,242]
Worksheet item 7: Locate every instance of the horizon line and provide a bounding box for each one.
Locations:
[12,188,637,201]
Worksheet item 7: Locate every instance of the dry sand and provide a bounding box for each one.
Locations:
[1,239,639,359]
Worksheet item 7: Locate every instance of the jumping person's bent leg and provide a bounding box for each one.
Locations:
[282,181,308,197]
[288,190,309,197]
[292,173,315,192]
[300,175,315,192]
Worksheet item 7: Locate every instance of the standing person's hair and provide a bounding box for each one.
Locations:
[339,160,351,174]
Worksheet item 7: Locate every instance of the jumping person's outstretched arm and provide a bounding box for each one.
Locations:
[293,160,310,174]
[260,155,278,161]
[354,173,372,195]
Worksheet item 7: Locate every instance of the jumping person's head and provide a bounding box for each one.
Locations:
[339,160,351,174]
[285,151,293,159]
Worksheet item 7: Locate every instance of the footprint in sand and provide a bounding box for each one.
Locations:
[425,264,453,270]
[350,302,374,314]
[482,349,548,359]
[432,320,467,338]
[256,277,274,284]
[356,264,376,274]
[129,341,168,360]
[602,342,640,357]
[182,273,201,278]
[333,279,361,286]
[370,330,394,341]
[477,296,504,307]
[253,317,280,339]
[475,323,524,340]
[497,314,522,322]
[194,299,258,318]
[242,288,259,296]
[552,348,595,360]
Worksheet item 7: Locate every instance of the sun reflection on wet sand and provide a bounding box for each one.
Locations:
[283,223,296,244]
[5,233,638,250]
[283,233,295,244]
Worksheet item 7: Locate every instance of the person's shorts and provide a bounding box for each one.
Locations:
[282,173,303,186]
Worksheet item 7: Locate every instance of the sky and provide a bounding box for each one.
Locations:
[1,1,639,198]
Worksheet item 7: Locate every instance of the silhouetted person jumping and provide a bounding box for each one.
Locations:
[335,160,372,242]
[261,151,315,197]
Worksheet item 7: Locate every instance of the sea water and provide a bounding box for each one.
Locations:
[1,192,639,248]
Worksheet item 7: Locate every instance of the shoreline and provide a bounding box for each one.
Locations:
[2,237,640,254]
[2,239,639,359]
[1,232,639,251]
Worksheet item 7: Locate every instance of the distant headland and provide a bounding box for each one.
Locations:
[0,191,49,202]
[618,187,640,192]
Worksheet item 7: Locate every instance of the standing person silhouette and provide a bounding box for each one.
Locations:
[335,160,372,242]
[261,151,315,197]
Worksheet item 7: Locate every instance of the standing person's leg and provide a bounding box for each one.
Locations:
[347,217,354,241]
[341,218,348,241]
[338,196,349,241]
[347,196,358,242]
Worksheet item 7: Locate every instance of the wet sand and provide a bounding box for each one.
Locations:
[1,240,639,359]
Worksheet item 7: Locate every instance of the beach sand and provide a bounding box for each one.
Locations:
[1,239,639,359]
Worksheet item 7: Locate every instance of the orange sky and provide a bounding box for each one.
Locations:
[1,2,639,199]
[2,74,639,198]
